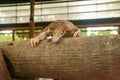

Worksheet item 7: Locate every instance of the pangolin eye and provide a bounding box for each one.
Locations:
[61,32,63,35]
[61,31,64,35]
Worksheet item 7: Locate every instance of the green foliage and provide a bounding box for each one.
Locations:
[97,31,111,36]
[0,28,118,42]
[0,34,12,42]
[89,31,112,36]
[90,33,97,36]
[80,28,87,37]
[15,34,21,41]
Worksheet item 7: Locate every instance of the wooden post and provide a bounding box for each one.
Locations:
[29,0,35,39]
[118,26,120,34]
[0,49,11,80]
[12,30,15,41]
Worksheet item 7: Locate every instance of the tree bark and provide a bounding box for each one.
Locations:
[0,35,120,80]
[0,49,11,80]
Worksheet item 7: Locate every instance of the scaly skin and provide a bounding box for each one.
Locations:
[30,20,82,47]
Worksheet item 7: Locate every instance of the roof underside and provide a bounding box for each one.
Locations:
[0,0,84,4]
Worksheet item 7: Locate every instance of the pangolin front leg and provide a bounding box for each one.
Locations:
[73,29,82,37]
[30,28,50,47]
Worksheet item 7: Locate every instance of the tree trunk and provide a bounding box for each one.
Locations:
[0,49,11,80]
[0,35,120,80]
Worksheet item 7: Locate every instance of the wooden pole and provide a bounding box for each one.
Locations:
[118,26,120,34]
[0,35,120,80]
[29,0,35,38]
[12,30,15,41]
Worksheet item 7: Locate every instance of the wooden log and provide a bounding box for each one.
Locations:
[0,49,11,80]
[0,35,120,80]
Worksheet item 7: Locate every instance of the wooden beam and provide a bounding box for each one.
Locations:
[0,35,120,80]
[77,22,120,28]
[1,22,120,31]
[0,26,43,31]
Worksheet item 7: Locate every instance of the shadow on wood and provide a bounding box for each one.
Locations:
[0,49,11,80]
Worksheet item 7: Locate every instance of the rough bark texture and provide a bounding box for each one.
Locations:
[0,35,120,80]
[0,49,11,80]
